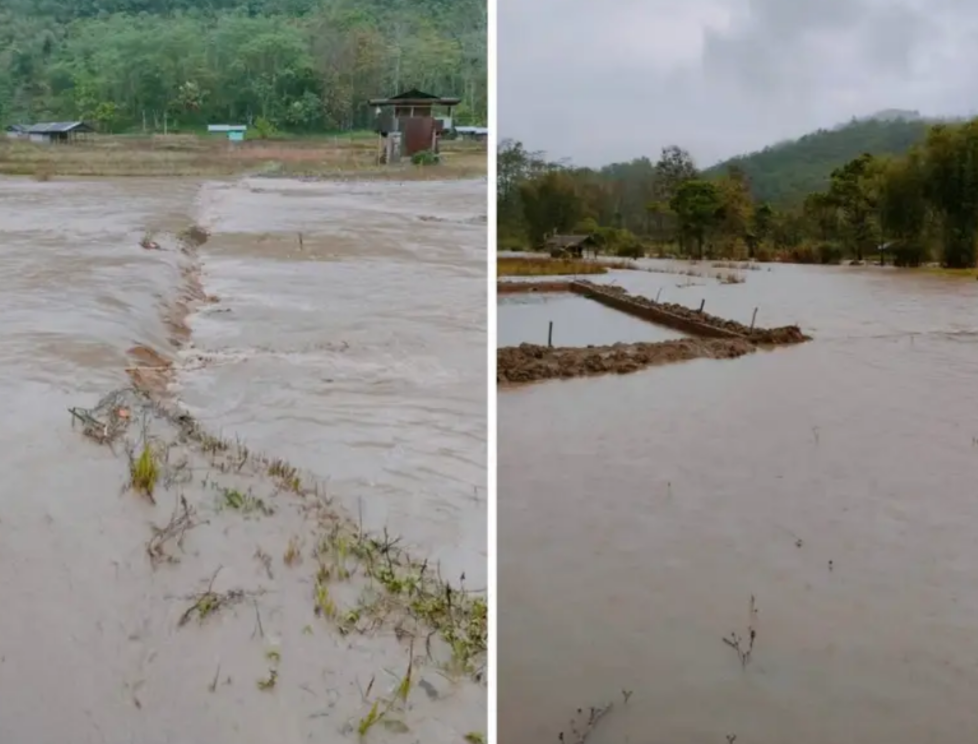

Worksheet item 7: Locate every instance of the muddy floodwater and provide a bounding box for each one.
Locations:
[500,260,978,744]
[0,176,486,743]
[498,292,686,347]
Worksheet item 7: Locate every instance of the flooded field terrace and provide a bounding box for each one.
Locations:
[499,260,978,744]
[0,175,487,743]
[498,291,687,347]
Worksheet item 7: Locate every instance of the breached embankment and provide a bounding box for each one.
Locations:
[497,280,810,384]
[69,224,486,740]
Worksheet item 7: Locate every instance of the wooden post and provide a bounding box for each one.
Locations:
[750,307,758,331]
[655,289,662,303]
[298,233,304,251]
[548,321,553,348]
[699,299,705,313]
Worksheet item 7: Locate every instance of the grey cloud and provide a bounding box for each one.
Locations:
[499,0,977,167]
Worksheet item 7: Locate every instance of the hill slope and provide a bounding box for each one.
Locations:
[704,116,934,205]
[0,0,487,132]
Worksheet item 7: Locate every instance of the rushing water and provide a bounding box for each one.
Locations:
[0,176,486,743]
[499,260,978,744]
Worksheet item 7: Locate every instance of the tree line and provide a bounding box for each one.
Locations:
[499,117,978,268]
[0,0,486,133]
[702,116,933,206]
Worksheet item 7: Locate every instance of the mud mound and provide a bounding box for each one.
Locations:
[574,281,810,343]
[498,338,757,384]
[179,224,210,247]
[750,325,810,344]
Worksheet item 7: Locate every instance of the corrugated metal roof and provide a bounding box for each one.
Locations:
[26,121,91,134]
[455,126,488,135]
[546,235,593,248]
[5,124,28,132]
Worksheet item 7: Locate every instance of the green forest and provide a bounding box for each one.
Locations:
[703,116,933,205]
[0,0,486,133]
[498,116,978,268]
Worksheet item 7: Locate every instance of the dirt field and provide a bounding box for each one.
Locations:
[0,134,486,179]
[497,256,634,276]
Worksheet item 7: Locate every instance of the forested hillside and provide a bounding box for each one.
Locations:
[0,0,486,132]
[500,115,978,268]
[703,117,933,205]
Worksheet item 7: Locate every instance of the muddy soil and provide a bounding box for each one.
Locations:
[497,338,758,384]
[497,281,572,293]
[574,280,810,343]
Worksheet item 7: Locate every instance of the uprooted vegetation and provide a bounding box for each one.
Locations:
[558,690,633,744]
[67,385,487,722]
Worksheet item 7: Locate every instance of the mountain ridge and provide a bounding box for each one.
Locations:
[703,110,953,205]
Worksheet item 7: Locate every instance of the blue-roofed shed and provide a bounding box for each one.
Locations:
[25,121,94,144]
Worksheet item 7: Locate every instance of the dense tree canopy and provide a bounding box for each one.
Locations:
[499,115,978,268]
[0,0,486,132]
[703,117,934,206]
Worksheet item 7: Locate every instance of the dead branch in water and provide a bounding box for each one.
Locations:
[723,594,759,667]
[147,494,205,567]
[178,566,265,626]
[558,690,633,743]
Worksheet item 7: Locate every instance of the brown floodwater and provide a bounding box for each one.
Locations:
[498,292,687,347]
[499,260,978,744]
[0,176,486,743]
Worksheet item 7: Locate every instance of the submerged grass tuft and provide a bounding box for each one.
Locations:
[130,443,159,498]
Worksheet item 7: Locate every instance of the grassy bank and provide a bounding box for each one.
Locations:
[0,135,486,180]
[498,256,640,277]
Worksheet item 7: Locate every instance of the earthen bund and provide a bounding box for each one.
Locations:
[497,279,810,385]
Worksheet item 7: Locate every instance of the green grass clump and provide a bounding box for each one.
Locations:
[130,443,159,498]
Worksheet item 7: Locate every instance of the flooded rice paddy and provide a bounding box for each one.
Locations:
[0,176,486,743]
[498,292,687,347]
[499,260,978,744]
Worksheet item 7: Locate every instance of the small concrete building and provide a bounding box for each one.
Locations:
[25,121,94,144]
[5,124,28,139]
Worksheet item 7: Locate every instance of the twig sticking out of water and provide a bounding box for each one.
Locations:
[147,494,203,567]
[723,595,758,667]
[178,566,265,627]
[558,690,632,744]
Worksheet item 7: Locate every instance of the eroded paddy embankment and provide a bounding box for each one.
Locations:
[497,279,809,384]
[0,176,486,744]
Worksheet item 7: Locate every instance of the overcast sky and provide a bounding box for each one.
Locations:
[498,0,978,168]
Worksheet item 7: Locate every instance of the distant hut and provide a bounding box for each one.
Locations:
[545,234,597,259]
[24,121,94,144]
[369,88,461,163]
[454,125,488,142]
[5,124,28,140]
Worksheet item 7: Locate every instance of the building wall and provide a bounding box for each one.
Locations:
[401,116,437,156]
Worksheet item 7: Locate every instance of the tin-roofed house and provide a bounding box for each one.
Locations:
[545,234,598,259]
[25,121,94,144]
[5,124,29,139]
[454,125,488,142]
